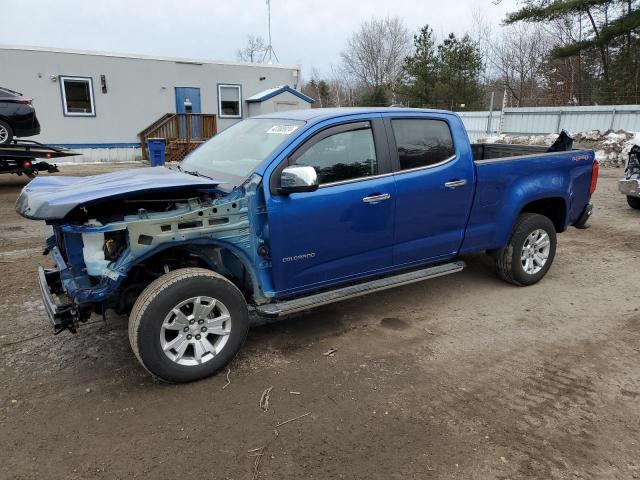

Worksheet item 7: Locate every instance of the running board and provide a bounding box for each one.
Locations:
[256,261,465,317]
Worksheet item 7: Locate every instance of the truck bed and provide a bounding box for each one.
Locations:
[471,143,551,162]
[460,145,595,255]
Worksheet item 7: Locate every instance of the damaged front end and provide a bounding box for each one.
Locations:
[19,168,274,334]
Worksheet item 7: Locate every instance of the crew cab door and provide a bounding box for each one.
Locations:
[266,118,395,296]
[384,115,475,266]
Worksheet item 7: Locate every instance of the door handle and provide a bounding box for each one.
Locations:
[362,193,391,204]
[444,179,467,189]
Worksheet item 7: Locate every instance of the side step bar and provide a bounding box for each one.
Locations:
[256,261,465,317]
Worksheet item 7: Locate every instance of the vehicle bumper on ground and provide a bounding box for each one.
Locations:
[37,266,79,334]
[574,202,593,229]
[619,178,640,198]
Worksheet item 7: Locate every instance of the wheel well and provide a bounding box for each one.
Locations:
[113,245,255,314]
[520,197,566,232]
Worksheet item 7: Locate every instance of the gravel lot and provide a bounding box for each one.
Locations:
[0,164,639,480]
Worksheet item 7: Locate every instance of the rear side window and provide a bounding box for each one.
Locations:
[293,125,378,185]
[391,119,455,170]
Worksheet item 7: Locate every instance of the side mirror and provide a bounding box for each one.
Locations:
[279,165,319,194]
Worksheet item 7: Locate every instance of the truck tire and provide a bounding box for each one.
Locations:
[0,120,13,145]
[495,213,557,287]
[129,268,249,383]
[627,195,640,210]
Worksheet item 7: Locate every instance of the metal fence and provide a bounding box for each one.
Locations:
[458,105,640,142]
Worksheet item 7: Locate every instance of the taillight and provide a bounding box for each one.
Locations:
[589,160,599,194]
[23,160,32,169]
[16,97,32,105]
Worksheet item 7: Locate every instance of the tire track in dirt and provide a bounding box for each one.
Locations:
[492,355,598,478]
[398,309,640,479]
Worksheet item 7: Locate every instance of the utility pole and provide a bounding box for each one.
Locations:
[486,91,495,134]
[498,88,508,134]
[262,0,279,64]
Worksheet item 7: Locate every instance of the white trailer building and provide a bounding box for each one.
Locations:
[0,45,314,161]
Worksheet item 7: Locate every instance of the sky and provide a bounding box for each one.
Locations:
[0,0,519,79]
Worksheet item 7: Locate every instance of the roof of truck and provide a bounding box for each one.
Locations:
[253,107,456,123]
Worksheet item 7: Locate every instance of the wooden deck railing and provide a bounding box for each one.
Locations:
[138,113,217,160]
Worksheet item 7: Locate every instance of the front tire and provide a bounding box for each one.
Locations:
[0,120,13,145]
[129,268,249,383]
[495,213,557,286]
[627,195,640,210]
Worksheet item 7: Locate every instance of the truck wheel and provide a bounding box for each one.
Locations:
[129,268,249,383]
[0,120,13,145]
[627,196,640,210]
[495,213,557,286]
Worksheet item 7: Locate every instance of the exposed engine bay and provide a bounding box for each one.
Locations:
[28,172,274,333]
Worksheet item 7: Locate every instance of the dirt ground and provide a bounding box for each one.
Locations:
[0,164,639,480]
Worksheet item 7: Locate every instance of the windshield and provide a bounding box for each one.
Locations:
[180,118,305,185]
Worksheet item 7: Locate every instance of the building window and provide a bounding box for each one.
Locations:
[218,84,242,118]
[60,76,95,117]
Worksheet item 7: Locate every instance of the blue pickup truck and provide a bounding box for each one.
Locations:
[16,107,598,382]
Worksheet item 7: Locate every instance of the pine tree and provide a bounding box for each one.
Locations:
[432,34,484,110]
[399,28,484,109]
[317,80,332,107]
[505,0,640,102]
[401,25,438,106]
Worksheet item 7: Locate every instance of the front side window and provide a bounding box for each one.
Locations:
[60,76,95,116]
[392,119,454,170]
[218,84,242,118]
[294,125,378,185]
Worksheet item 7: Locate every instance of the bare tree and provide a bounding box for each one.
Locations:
[327,64,361,107]
[485,23,551,107]
[340,16,412,93]
[236,35,267,63]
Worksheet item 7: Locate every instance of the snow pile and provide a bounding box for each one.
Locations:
[479,130,640,168]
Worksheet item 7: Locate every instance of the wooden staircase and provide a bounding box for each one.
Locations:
[138,113,217,162]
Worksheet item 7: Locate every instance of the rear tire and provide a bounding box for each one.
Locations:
[0,120,13,145]
[129,268,249,383]
[627,195,640,210]
[495,213,557,286]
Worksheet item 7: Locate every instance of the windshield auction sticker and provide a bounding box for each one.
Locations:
[266,125,299,135]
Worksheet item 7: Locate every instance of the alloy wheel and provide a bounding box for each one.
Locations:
[520,229,551,275]
[0,125,8,144]
[159,296,232,366]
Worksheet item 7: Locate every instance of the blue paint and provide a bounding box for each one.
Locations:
[175,87,202,114]
[49,174,272,305]
[247,85,315,104]
[380,111,475,265]
[147,138,166,166]
[175,87,202,138]
[259,108,595,297]
[20,107,597,310]
[459,152,594,254]
[16,166,222,220]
